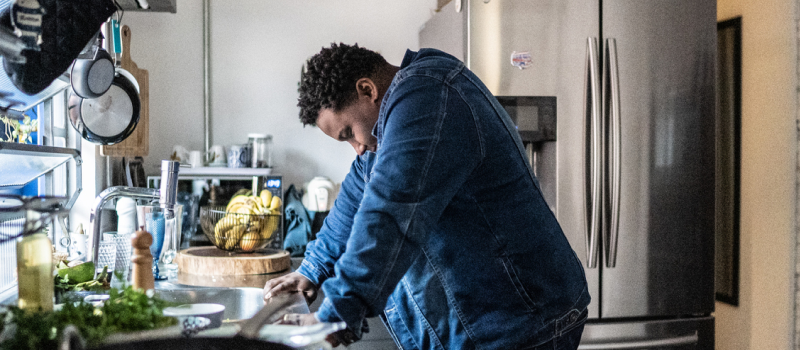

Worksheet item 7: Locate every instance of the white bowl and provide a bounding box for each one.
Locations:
[163,303,225,329]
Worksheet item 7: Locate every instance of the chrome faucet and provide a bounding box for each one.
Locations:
[89,160,180,270]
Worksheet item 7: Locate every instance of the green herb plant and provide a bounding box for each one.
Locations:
[54,265,111,298]
[0,286,178,350]
[0,115,38,144]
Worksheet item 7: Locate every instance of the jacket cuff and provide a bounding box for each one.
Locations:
[316,298,366,339]
[296,259,325,286]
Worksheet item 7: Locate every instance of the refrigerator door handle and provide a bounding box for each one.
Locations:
[584,37,601,269]
[578,332,698,349]
[605,38,621,268]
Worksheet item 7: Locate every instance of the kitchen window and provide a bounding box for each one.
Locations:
[0,89,79,302]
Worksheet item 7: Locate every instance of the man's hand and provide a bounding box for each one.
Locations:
[278,312,320,326]
[263,271,318,305]
[278,313,343,347]
[279,312,354,348]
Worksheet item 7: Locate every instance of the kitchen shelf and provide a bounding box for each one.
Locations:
[0,72,70,118]
[146,167,274,193]
[174,166,272,179]
[0,142,81,189]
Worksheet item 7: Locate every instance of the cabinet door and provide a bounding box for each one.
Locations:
[600,0,716,318]
[468,0,601,319]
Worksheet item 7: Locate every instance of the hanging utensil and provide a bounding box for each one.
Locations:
[67,67,140,145]
[100,25,150,157]
[70,32,115,99]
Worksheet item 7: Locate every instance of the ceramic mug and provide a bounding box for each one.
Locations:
[188,150,204,168]
[68,234,87,261]
[227,144,250,168]
[171,145,189,164]
[208,145,226,166]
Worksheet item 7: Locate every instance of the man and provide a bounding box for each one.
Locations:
[264,43,589,349]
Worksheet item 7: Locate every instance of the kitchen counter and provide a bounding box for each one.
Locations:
[0,258,308,343]
[1,258,395,349]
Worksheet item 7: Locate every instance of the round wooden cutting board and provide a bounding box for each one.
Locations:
[175,247,291,276]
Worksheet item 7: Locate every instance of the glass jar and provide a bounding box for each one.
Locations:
[17,232,54,311]
[248,133,272,168]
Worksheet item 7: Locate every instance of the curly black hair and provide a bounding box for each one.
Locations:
[297,43,388,126]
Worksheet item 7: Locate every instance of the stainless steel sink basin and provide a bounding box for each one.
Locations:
[154,284,266,322]
[153,280,309,324]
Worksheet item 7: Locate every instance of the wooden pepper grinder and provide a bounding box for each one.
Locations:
[130,229,155,291]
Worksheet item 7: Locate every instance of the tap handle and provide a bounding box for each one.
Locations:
[130,230,154,291]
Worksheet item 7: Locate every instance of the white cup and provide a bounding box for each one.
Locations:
[189,150,204,168]
[68,234,87,261]
[172,145,189,163]
[208,145,226,165]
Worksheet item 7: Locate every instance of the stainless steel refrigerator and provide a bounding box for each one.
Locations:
[421,1,716,348]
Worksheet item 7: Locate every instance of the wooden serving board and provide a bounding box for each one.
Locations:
[175,246,291,276]
[100,25,149,157]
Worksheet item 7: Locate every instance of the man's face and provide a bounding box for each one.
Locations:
[316,78,381,156]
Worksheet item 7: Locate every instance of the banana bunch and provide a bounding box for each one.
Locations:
[213,191,282,251]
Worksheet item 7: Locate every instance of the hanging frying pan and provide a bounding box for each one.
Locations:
[68,67,140,145]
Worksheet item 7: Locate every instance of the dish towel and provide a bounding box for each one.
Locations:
[282,184,312,257]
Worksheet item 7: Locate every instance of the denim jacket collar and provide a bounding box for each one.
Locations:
[372,49,418,152]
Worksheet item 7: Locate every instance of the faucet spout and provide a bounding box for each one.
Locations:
[88,160,181,273]
[159,160,181,220]
[89,187,159,268]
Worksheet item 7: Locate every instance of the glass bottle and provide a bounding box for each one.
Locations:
[16,232,54,311]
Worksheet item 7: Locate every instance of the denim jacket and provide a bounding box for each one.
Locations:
[297,49,590,349]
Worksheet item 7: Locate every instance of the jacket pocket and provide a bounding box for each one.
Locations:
[500,256,539,312]
[384,303,419,350]
[556,308,588,336]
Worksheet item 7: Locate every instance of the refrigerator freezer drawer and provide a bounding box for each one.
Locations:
[579,317,713,350]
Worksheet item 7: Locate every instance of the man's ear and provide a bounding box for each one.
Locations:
[356,78,379,103]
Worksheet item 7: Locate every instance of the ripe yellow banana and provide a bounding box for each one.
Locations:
[259,191,273,209]
[224,224,246,250]
[269,196,282,212]
[226,195,250,211]
[214,215,236,237]
[260,218,278,240]
[250,195,263,213]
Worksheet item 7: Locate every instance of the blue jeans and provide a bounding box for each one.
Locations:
[528,309,587,350]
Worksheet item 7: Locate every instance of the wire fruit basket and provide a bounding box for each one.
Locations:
[199,206,280,252]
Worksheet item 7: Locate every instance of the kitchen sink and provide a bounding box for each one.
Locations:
[153,283,267,322]
[153,280,309,324]
[0,282,276,323]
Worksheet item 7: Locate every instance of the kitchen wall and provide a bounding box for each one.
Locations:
[715,0,798,349]
[119,0,437,189]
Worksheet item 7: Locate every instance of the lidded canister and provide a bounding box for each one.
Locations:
[248,133,272,168]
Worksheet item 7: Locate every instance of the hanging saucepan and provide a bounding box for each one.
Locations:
[70,46,115,99]
[68,67,140,145]
[70,30,115,99]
